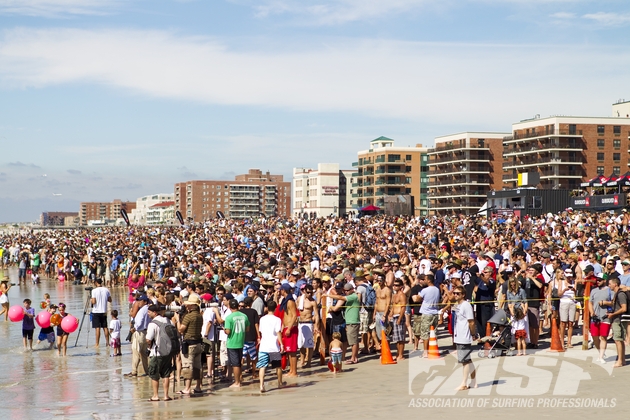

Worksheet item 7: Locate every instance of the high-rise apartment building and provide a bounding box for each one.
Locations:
[174,169,291,222]
[79,199,136,226]
[427,132,507,215]
[292,163,354,218]
[353,137,429,216]
[502,116,630,190]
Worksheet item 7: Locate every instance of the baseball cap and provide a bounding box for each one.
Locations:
[564,269,573,277]
[280,283,293,292]
[334,282,344,289]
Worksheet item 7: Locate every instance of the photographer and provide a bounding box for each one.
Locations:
[90,278,112,348]
[201,294,222,381]
[175,294,204,395]
[124,295,150,378]
[588,275,612,363]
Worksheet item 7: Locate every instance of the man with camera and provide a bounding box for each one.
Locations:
[588,275,612,363]
[175,294,204,395]
[90,278,112,348]
[146,304,173,401]
[125,295,150,378]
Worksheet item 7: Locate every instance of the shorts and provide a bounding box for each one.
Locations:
[91,313,108,329]
[330,350,343,365]
[612,322,626,342]
[243,341,257,360]
[203,339,217,353]
[412,314,423,337]
[110,337,121,349]
[256,352,281,369]
[38,332,56,343]
[359,310,372,335]
[527,307,540,330]
[331,323,347,344]
[559,301,576,323]
[148,356,173,381]
[590,321,611,338]
[22,329,34,340]
[346,324,360,346]
[420,314,439,340]
[282,326,299,353]
[219,341,228,366]
[391,317,406,343]
[456,343,473,364]
[227,348,243,367]
[298,323,315,349]
[374,312,387,338]
[515,330,527,339]
[181,343,203,380]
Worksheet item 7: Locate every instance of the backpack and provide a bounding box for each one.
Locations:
[364,283,377,308]
[152,319,180,357]
[614,290,630,316]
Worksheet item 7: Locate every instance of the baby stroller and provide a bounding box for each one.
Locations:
[477,309,514,358]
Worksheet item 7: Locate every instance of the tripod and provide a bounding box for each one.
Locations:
[74,291,93,348]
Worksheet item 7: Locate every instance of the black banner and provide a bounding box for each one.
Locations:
[570,194,626,209]
[120,209,130,226]
[176,211,184,225]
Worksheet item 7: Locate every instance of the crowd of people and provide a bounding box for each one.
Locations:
[2,208,630,398]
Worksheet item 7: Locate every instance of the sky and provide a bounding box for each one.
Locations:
[1,0,629,222]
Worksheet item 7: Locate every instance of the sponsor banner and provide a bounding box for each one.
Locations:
[570,194,624,209]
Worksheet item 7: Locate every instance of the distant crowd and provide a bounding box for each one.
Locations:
[2,208,630,398]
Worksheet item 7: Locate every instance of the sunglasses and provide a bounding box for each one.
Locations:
[453,292,463,295]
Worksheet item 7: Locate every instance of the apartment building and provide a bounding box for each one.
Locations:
[146,201,175,225]
[503,116,630,190]
[79,199,136,226]
[129,193,175,225]
[174,169,291,222]
[427,132,507,215]
[40,211,78,227]
[353,136,429,216]
[292,163,354,218]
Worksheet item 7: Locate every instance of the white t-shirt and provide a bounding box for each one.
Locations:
[202,308,216,341]
[109,319,121,339]
[91,287,110,314]
[453,301,474,345]
[258,313,282,353]
[146,315,169,357]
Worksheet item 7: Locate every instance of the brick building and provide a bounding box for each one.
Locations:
[174,169,291,222]
[79,199,136,226]
[503,117,630,190]
[293,163,354,218]
[427,132,507,215]
[353,137,429,216]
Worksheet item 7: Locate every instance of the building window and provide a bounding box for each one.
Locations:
[614,153,621,162]
[597,139,605,148]
[569,124,577,135]
[311,178,317,186]
[614,166,621,176]
[597,125,605,135]
[406,155,412,161]
[614,125,621,135]
[614,139,621,148]
[406,188,412,194]
[216,185,220,189]
[406,177,412,184]
[296,180,302,187]
[422,155,428,162]
[597,166,604,175]
[405,166,412,172]
[597,153,605,161]
[388,154,401,162]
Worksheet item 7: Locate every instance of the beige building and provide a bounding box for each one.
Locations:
[292,163,354,218]
[79,199,136,226]
[428,132,507,215]
[146,201,175,225]
[129,193,175,225]
[174,169,291,222]
[354,136,429,216]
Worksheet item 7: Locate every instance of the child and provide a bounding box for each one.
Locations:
[56,303,70,356]
[109,309,122,356]
[36,304,57,349]
[329,331,343,374]
[41,293,51,309]
[512,306,527,356]
[22,299,35,350]
[31,271,40,285]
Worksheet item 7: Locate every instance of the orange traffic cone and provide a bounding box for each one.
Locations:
[428,325,440,359]
[380,330,397,365]
[548,317,565,353]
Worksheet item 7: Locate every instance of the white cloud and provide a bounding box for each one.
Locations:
[0,0,120,17]
[583,12,630,26]
[549,12,576,19]
[0,28,629,126]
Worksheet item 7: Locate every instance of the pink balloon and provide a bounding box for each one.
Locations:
[8,305,24,322]
[60,315,78,333]
[36,311,51,328]
[58,274,65,281]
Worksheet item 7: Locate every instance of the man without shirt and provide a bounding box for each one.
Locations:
[297,284,319,368]
[390,279,408,361]
[372,274,392,351]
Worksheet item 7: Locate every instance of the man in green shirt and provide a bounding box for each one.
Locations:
[329,283,361,364]
[224,299,250,388]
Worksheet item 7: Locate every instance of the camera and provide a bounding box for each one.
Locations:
[85,287,94,291]
[592,315,600,324]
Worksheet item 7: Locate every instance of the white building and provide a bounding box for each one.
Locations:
[130,193,174,225]
[292,163,355,218]
[146,201,175,225]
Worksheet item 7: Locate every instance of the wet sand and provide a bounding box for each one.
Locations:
[1,269,630,419]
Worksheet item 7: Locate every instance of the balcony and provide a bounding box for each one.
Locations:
[375,156,385,163]
[428,189,487,199]
[539,168,585,178]
[429,141,490,154]
[352,161,358,167]
[427,153,490,165]
[503,128,583,145]
[375,191,384,196]
[429,201,487,209]
[503,156,583,170]
[503,141,585,157]
[428,165,491,177]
